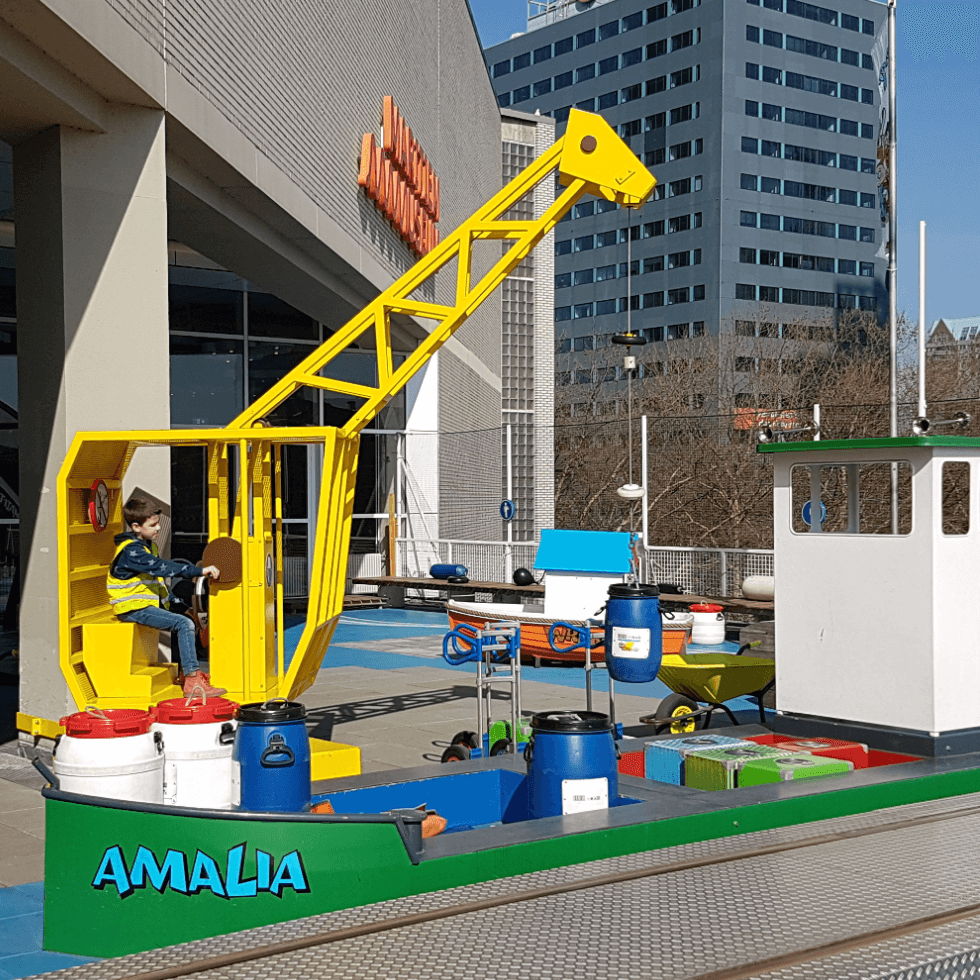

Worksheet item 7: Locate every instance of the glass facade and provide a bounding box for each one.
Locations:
[0,260,19,623]
[166,267,407,597]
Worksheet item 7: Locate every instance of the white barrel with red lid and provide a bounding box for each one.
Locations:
[54,707,164,803]
[151,696,238,809]
[689,603,726,645]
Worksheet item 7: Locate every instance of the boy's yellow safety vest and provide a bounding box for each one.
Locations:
[107,539,170,615]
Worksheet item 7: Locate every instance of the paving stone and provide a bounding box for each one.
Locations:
[0,806,45,840]
[0,834,45,887]
[0,782,42,815]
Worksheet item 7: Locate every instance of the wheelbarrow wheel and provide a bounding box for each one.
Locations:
[441,744,471,763]
[450,730,479,749]
[489,738,513,757]
[654,693,704,734]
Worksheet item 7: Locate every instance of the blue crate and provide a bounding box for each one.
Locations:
[644,734,753,786]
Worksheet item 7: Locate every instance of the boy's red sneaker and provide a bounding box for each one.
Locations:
[182,673,227,699]
[176,669,212,687]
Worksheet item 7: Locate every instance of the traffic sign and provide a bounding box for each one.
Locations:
[802,500,827,526]
[500,499,515,522]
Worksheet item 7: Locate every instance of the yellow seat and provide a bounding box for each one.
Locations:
[81,621,181,706]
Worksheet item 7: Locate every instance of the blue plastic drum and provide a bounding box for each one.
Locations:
[525,711,618,819]
[604,583,663,683]
[233,699,311,812]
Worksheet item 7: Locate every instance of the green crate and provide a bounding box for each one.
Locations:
[737,753,853,787]
[684,744,785,791]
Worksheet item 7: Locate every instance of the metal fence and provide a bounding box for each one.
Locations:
[346,551,385,594]
[644,546,773,597]
[384,538,773,598]
[0,565,14,619]
[281,540,775,599]
[396,538,539,582]
[281,553,386,597]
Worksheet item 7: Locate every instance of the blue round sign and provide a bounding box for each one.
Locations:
[801,501,827,526]
[500,499,515,522]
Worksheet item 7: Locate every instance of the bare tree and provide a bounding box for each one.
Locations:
[551,307,959,551]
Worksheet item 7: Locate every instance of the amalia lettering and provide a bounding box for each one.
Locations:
[92,843,310,899]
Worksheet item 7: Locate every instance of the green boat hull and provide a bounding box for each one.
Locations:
[42,753,980,958]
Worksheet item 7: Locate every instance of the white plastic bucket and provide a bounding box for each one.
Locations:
[152,697,238,809]
[54,730,164,803]
[690,605,726,645]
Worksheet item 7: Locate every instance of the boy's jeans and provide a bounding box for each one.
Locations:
[118,605,200,675]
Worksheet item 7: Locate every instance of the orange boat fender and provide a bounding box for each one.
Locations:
[311,799,447,838]
[420,811,447,838]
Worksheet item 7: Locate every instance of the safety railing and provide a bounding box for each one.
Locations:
[396,538,539,583]
[291,541,777,600]
[643,546,773,598]
[390,538,772,598]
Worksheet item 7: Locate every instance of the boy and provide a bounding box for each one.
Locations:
[108,496,225,698]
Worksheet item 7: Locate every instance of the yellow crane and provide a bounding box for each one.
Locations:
[27,110,654,738]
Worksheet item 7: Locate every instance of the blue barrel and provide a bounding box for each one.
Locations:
[430,563,468,579]
[525,711,618,819]
[233,699,310,812]
[604,583,663,683]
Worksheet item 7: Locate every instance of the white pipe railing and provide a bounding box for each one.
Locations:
[278,541,775,599]
[389,539,773,598]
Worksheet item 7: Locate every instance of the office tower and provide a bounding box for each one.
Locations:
[486,0,886,411]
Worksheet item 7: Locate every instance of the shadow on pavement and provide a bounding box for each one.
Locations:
[305,685,491,733]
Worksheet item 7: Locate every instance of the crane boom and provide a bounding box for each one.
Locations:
[232,109,655,436]
[44,111,655,732]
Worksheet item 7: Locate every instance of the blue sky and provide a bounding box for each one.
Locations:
[467,0,980,326]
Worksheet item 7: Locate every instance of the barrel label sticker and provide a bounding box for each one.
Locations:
[561,777,609,815]
[612,627,650,659]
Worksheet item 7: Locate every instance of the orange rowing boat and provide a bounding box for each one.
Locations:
[446,601,692,664]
